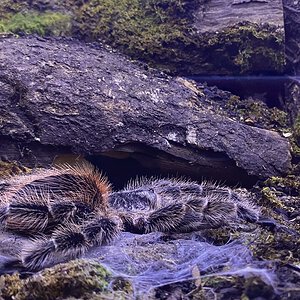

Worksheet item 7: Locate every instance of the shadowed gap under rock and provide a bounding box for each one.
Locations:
[86,143,259,190]
[188,75,288,108]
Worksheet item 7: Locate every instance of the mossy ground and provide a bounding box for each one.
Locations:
[290,113,300,158]
[0,11,71,36]
[247,175,300,265]
[0,260,133,300]
[0,0,28,17]
[0,1,297,299]
[200,275,277,300]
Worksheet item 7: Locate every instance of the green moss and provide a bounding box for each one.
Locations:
[0,0,28,17]
[110,276,134,295]
[201,274,276,300]
[225,96,288,131]
[264,176,300,196]
[74,0,194,72]
[291,143,300,159]
[0,161,29,179]
[0,1,285,74]
[260,186,294,213]
[74,1,284,75]
[0,273,23,300]
[246,227,300,264]
[204,22,285,74]
[290,113,300,155]
[0,11,71,36]
[282,112,300,159]
[0,260,112,300]
[201,227,240,245]
[250,176,300,264]
[0,0,82,17]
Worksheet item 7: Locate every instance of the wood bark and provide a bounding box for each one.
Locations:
[195,0,284,32]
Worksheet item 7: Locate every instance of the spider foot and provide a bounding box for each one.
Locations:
[22,222,91,271]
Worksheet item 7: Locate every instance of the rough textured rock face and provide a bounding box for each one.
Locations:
[282,0,300,142]
[0,36,291,181]
[281,0,300,160]
[0,2,298,299]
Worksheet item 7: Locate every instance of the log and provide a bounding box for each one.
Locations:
[195,0,284,32]
[191,0,285,74]
[0,36,291,184]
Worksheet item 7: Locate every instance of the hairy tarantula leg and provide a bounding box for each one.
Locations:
[4,202,50,234]
[0,181,10,195]
[186,195,260,229]
[174,196,238,232]
[22,216,122,271]
[22,238,60,271]
[0,188,51,234]
[201,198,238,228]
[136,203,186,233]
[22,224,89,271]
[5,162,111,211]
[256,216,277,230]
[236,204,260,223]
[223,190,261,223]
[50,201,93,224]
[83,214,123,245]
[0,206,8,224]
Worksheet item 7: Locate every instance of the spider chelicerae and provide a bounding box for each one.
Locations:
[0,163,261,271]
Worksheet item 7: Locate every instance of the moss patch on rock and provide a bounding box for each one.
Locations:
[0,0,28,17]
[0,260,132,300]
[290,113,300,158]
[248,228,300,264]
[191,83,289,132]
[200,275,277,300]
[224,95,288,131]
[0,0,78,16]
[74,1,284,75]
[0,161,29,179]
[264,176,300,197]
[0,11,71,36]
[247,175,300,266]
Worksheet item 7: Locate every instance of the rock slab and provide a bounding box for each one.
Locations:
[0,36,291,180]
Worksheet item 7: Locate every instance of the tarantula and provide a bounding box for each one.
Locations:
[0,163,261,271]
